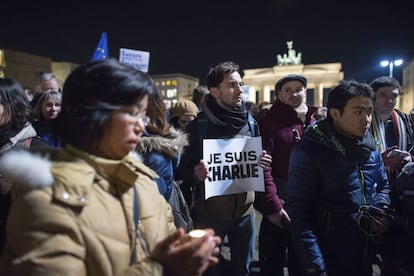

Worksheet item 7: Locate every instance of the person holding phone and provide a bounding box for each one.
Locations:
[369,76,414,275]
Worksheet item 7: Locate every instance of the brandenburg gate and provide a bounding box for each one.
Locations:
[242,41,344,107]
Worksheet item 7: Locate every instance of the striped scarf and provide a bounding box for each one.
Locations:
[370,109,408,183]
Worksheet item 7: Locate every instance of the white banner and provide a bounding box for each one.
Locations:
[119,48,150,72]
[203,137,264,199]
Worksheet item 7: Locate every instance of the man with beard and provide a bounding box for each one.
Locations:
[254,74,317,276]
[369,76,414,275]
[179,61,272,276]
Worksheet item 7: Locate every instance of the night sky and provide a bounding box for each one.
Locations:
[1,0,413,84]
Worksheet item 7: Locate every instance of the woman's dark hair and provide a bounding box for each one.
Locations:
[369,76,401,93]
[145,88,170,136]
[58,58,157,151]
[0,78,33,131]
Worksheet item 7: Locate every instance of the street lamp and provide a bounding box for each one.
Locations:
[380,59,403,77]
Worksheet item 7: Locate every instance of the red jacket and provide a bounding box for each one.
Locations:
[254,100,317,214]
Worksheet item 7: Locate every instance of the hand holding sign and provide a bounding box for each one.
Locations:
[258,150,272,168]
[194,160,208,182]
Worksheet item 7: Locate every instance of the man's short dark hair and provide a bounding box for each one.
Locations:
[327,80,374,119]
[206,61,242,89]
[369,76,401,93]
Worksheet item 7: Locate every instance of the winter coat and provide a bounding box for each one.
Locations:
[0,145,176,276]
[257,99,318,201]
[396,161,414,232]
[254,99,317,216]
[136,127,188,200]
[0,123,50,252]
[136,128,194,232]
[287,120,390,275]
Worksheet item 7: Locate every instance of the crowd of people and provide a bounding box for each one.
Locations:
[0,58,413,276]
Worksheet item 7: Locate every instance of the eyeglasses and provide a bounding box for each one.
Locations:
[116,106,150,126]
[137,115,150,126]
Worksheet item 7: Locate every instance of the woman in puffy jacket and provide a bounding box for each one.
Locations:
[0,59,221,276]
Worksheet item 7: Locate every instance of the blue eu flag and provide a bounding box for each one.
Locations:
[91,32,108,61]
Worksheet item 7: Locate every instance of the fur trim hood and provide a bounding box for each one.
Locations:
[136,127,189,159]
[0,150,54,190]
[0,147,156,192]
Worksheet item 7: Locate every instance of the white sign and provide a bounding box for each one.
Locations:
[119,48,150,72]
[203,137,264,199]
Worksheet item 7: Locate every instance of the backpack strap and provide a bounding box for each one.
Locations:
[130,185,140,265]
[247,113,259,137]
[25,137,33,149]
[15,137,34,149]
[197,111,208,146]
[197,112,208,142]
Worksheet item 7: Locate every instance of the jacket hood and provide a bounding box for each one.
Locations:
[136,127,189,159]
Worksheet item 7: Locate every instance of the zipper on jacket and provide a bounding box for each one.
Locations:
[357,163,367,206]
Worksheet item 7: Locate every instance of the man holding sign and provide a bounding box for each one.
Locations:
[179,61,274,276]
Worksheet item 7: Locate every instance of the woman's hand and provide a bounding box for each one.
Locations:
[151,228,222,276]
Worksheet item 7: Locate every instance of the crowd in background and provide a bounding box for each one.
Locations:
[0,58,413,276]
